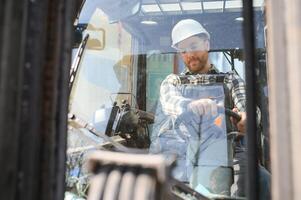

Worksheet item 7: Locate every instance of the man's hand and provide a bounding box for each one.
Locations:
[231,107,246,134]
[188,99,218,116]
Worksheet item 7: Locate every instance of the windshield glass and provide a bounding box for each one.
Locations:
[150,76,232,197]
[67,0,268,199]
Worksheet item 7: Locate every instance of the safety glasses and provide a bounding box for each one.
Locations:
[174,39,208,54]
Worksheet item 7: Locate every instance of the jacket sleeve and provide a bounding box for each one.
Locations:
[159,74,192,116]
[231,74,247,112]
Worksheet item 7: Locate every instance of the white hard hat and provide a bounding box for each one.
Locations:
[171,19,210,48]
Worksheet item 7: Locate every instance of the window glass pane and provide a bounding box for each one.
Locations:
[70,8,134,134]
[254,1,271,199]
[67,0,270,199]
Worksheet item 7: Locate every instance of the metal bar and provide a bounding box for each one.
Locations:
[136,54,147,111]
[281,0,301,197]
[222,51,240,75]
[39,1,61,199]
[69,34,89,90]
[178,0,184,14]
[242,0,259,199]
[229,50,241,76]
[140,9,145,16]
[0,0,73,199]
[68,114,148,154]
[73,0,86,25]
[0,1,5,63]
[155,0,164,14]
[222,51,233,67]
[54,0,74,199]
[170,178,210,200]
[223,0,226,12]
[16,1,48,200]
[266,0,300,198]
[67,135,126,154]
[230,50,235,71]
[0,0,28,199]
[201,0,204,13]
[209,48,242,52]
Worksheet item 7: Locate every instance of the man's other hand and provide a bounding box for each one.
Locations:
[231,107,246,134]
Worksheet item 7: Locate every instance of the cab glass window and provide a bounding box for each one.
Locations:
[66,0,270,199]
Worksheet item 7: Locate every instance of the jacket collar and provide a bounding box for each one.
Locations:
[181,64,220,75]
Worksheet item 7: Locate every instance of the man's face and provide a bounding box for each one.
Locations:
[177,36,210,74]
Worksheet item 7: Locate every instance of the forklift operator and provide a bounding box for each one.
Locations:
[169,19,246,131]
[153,19,270,198]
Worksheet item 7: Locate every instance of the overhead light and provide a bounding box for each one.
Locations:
[181,2,202,11]
[253,0,264,7]
[160,3,181,12]
[142,4,161,13]
[235,17,244,22]
[225,0,242,9]
[141,20,158,25]
[203,1,224,10]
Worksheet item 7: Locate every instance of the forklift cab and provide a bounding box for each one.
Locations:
[67,0,268,199]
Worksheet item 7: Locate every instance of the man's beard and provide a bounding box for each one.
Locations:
[186,57,207,73]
